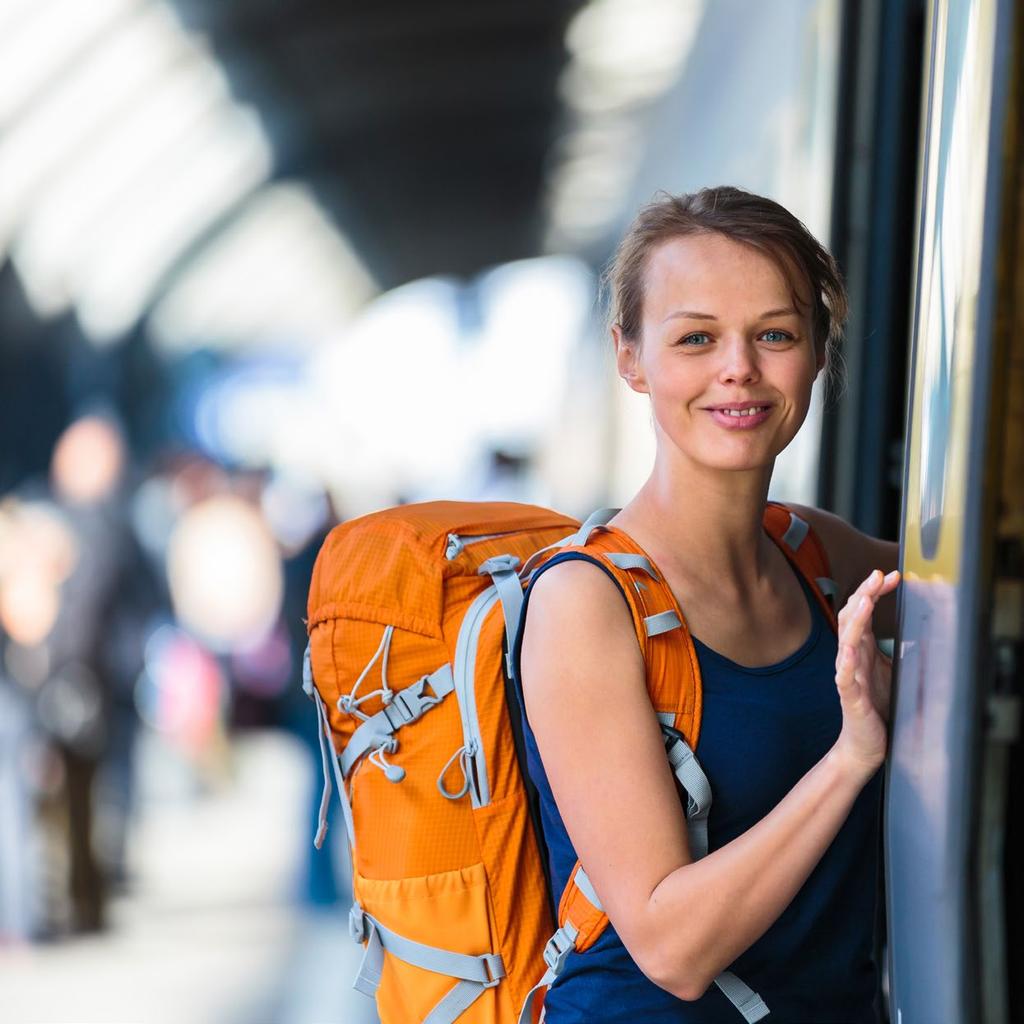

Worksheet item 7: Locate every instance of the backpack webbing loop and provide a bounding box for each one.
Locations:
[714,971,771,1023]
[645,609,683,637]
[781,512,810,551]
[657,715,712,859]
[350,902,506,1024]
[309,677,355,851]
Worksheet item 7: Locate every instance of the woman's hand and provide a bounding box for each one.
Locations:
[832,568,901,779]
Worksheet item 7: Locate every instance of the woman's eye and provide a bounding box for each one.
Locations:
[680,332,711,346]
[761,329,793,343]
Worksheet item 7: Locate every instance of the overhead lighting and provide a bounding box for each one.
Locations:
[546,0,704,250]
[149,183,376,354]
[68,105,271,340]
[0,3,196,251]
[11,56,237,318]
[0,0,141,128]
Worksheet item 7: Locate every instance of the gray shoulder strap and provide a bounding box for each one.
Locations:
[645,609,682,637]
[781,511,809,551]
[605,552,660,580]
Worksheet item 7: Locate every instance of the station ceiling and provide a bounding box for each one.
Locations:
[169,0,587,288]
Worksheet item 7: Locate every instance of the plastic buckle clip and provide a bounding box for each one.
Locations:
[348,902,367,944]
[542,928,575,976]
[383,675,442,731]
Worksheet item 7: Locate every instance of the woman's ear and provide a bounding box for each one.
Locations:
[815,343,827,377]
[613,325,649,394]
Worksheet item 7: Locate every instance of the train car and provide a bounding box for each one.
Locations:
[836,0,1022,1020]
[888,0,1021,1020]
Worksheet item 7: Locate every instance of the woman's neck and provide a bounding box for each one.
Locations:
[614,453,778,596]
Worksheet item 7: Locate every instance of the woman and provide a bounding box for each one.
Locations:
[516,187,900,1022]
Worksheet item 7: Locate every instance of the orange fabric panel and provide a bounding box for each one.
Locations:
[354,862,516,1024]
[557,865,610,954]
[474,791,555,1014]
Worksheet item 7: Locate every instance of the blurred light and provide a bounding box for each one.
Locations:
[0,3,196,249]
[0,500,78,646]
[149,184,377,354]
[260,470,330,555]
[130,473,180,562]
[299,258,593,511]
[0,572,62,648]
[0,0,41,38]
[136,622,225,752]
[470,257,592,445]
[166,495,283,652]
[50,414,125,505]
[547,0,703,249]
[66,105,270,340]
[36,663,106,755]
[564,0,700,105]
[0,0,330,350]
[308,278,468,505]
[13,55,236,305]
[229,619,292,699]
[3,640,51,690]
[0,0,140,128]
[191,358,302,467]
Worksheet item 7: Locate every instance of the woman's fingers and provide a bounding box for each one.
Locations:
[838,569,900,644]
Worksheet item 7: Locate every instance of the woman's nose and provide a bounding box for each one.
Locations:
[718,336,760,384]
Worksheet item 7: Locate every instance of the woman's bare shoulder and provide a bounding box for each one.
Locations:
[520,556,646,712]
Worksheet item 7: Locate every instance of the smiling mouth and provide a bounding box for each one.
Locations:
[713,406,771,418]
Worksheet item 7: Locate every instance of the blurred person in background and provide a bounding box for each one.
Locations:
[0,410,159,936]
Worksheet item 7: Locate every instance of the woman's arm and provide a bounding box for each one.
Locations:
[520,559,897,1001]
[788,503,900,640]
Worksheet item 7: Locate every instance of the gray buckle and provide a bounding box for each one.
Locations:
[481,953,504,988]
[382,675,443,730]
[542,928,576,976]
[302,643,315,698]
[349,902,367,943]
[478,554,521,576]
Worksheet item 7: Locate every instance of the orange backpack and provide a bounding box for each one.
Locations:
[303,500,837,1024]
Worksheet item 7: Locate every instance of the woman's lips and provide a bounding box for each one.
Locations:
[706,405,773,429]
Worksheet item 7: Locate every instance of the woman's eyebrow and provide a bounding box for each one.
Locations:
[661,306,799,324]
[661,309,717,323]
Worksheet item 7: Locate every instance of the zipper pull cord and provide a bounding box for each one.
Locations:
[368,738,405,783]
[337,624,395,720]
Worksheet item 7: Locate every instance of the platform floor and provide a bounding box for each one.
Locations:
[0,731,378,1024]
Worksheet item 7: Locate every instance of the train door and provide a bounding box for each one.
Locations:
[886,0,1021,1021]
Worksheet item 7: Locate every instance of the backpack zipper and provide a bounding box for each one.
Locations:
[451,583,500,807]
[445,530,521,560]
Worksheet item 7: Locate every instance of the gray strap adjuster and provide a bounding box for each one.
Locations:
[349,902,367,943]
[478,554,521,575]
[542,922,578,976]
[382,671,447,730]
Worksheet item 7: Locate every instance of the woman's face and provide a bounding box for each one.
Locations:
[614,232,824,474]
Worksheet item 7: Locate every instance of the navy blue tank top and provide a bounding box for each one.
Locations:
[515,553,883,1023]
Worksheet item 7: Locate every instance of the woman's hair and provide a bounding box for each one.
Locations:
[603,186,848,401]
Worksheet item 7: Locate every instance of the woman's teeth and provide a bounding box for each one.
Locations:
[719,406,769,417]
